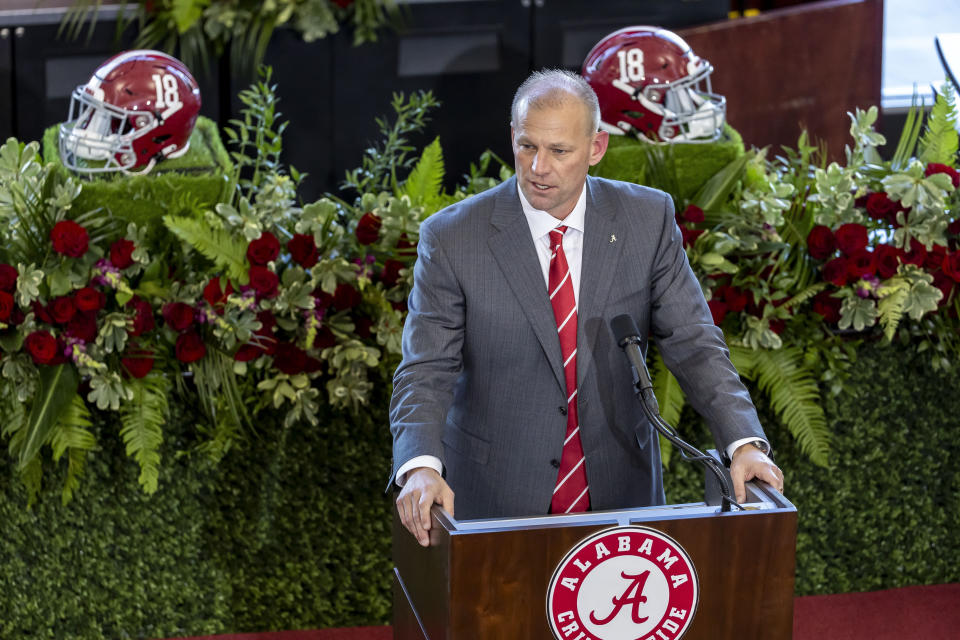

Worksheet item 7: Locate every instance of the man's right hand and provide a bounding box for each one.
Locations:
[396,467,455,547]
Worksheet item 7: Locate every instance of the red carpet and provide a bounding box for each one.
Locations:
[793,583,960,639]
[170,583,960,639]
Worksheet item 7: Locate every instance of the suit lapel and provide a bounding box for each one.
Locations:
[577,177,623,388]
[488,178,566,392]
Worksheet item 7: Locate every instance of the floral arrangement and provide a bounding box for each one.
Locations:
[0,71,501,504]
[62,0,398,76]
[653,85,959,465]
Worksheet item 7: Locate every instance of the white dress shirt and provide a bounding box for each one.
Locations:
[395,182,766,487]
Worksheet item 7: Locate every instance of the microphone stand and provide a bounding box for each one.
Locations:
[616,334,743,513]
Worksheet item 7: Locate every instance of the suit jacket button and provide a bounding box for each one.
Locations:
[558,406,567,415]
[550,459,560,468]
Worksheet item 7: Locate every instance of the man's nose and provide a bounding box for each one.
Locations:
[531,151,549,175]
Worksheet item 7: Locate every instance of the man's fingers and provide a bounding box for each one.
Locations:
[730,464,747,504]
[436,486,455,519]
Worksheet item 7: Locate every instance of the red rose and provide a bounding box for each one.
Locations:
[900,239,927,267]
[313,289,334,310]
[246,231,281,266]
[381,259,405,288]
[925,244,947,271]
[0,291,14,322]
[233,343,264,362]
[847,249,876,279]
[333,283,361,310]
[396,233,416,256]
[32,300,52,324]
[811,290,842,324]
[864,192,898,222]
[127,296,155,336]
[48,296,76,325]
[331,0,353,7]
[707,299,727,325]
[769,318,786,335]
[162,302,195,332]
[66,311,98,343]
[50,220,89,258]
[288,234,319,268]
[203,277,234,310]
[74,286,105,312]
[681,204,705,224]
[806,225,837,260]
[109,238,136,269]
[25,330,59,365]
[175,331,206,363]
[720,286,748,312]
[874,244,901,279]
[834,223,868,256]
[943,251,960,283]
[933,272,955,305]
[925,163,960,188]
[681,227,704,248]
[0,264,17,293]
[355,316,373,338]
[314,327,337,350]
[355,212,382,245]
[273,342,308,375]
[121,345,154,378]
[248,266,279,298]
[823,257,850,287]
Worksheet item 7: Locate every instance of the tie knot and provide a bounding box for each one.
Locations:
[550,226,568,250]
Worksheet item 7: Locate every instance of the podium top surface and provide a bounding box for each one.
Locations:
[438,480,794,535]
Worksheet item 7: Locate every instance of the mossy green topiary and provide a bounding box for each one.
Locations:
[590,124,745,201]
[41,116,233,227]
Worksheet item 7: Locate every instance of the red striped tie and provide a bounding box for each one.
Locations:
[548,226,590,514]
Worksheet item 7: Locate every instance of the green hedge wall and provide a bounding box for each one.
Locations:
[1,347,957,637]
[665,341,960,595]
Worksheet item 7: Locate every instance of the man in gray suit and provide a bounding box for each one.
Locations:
[391,70,783,546]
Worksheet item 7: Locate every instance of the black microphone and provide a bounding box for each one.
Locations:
[610,314,741,512]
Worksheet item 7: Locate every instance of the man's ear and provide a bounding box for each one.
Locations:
[589,130,609,166]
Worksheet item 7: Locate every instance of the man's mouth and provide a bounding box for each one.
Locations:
[532,182,552,191]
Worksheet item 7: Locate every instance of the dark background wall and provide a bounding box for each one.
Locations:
[0,0,880,203]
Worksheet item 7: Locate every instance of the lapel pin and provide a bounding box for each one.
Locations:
[610,234,617,243]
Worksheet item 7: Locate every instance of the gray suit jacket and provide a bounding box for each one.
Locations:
[389,176,764,520]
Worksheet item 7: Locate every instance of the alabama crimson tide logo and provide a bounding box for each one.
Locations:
[546,526,699,640]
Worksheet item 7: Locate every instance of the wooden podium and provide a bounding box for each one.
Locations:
[393,480,796,639]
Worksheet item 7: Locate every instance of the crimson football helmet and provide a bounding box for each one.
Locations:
[59,50,201,174]
[582,26,725,143]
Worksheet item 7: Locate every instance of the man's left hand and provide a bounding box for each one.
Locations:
[730,443,784,503]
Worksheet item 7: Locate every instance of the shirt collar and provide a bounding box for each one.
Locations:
[517,181,587,240]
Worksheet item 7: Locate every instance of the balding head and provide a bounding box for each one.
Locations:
[510,69,601,137]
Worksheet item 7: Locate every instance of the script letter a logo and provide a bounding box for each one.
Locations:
[588,570,651,625]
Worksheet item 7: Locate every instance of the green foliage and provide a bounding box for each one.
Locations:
[61,0,397,78]
[731,345,830,466]
[19,364,81,472]
[665,342,960,596]
[0,394,393,637]
[163,214,250,282]
[402,137,445,211]
[50,394,97,505]
[342,91,441,198]
[119,374,171,494]
[918,83,959,166]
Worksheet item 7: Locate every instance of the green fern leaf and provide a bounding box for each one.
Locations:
[163,215,250,282]
[20,364,80,471]
[878,285,909,342]
[119,374,170,494]
[402,137,445,208]
[650,350,687,468]
[918,83,959,166]
[751,348,830,466]
[782,282,828,311]
[50,394,96,505]
[650,350,687,428]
